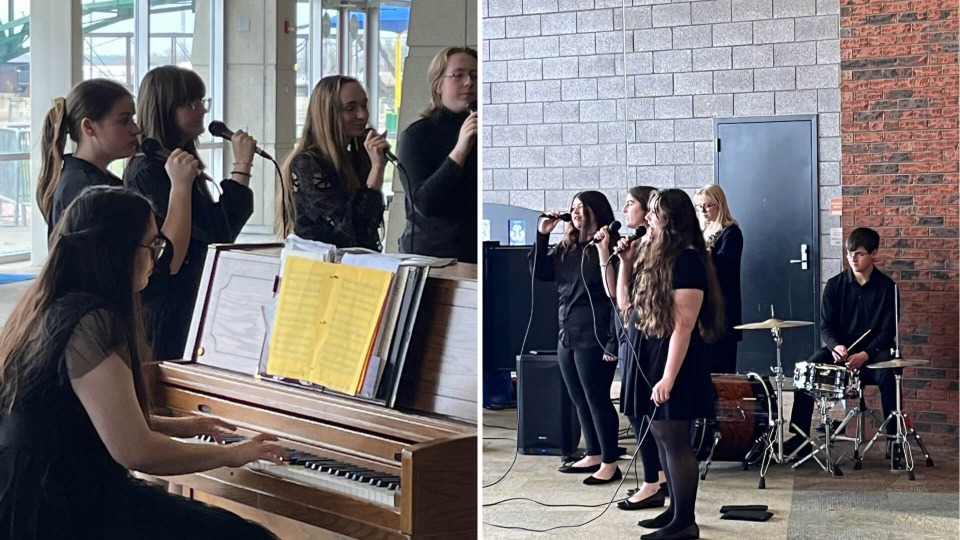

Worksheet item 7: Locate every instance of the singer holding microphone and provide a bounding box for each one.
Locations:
[277,75,389,250]
[595,186,668,511]
[397,47,478,263]
[531,191,622,485]
[124,66,256,361]
[612,189,723,540]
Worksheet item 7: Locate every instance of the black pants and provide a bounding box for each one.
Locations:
[558,344,619,463]
[790,348,897,436]
[707,333,739,374]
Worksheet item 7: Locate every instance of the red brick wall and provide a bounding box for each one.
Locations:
[839,0,959,446]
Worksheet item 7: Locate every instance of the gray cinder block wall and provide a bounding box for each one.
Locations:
[481,0,842,273]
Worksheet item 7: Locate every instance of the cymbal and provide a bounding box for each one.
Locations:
[734,318,814,330]
[867,358,929,370]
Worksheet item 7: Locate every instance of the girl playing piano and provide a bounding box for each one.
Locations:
[0,187,283,539]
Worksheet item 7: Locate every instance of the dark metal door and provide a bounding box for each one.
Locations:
[714,115,820,376]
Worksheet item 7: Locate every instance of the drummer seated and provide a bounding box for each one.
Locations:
[785,227,898,457]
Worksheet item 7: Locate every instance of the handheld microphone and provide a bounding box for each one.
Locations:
[140,138,170,161]
[467,101,478,114]
[208,121,275,161]
[611,227,646,261]
[588,220,621,246]
[363,127,401,167]
[539,212,571,222]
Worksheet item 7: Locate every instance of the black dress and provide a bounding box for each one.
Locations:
[0,293,274,539]
[47,155,123,237]
[397,108,477,263]
[288,150,384,251]
[125,156,254,361]
[622,250,716,421]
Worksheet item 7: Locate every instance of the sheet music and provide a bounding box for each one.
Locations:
[341,252,402,274]
[267,255,333,380]
[267,254,393,395]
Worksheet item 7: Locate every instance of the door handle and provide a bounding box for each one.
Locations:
[789,244,808,270]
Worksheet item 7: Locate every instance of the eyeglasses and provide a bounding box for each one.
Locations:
[139,236,168,263]
[186,98,212,112]
[443,72,478,83]
[847,250,870,260]
[696,203,717,212]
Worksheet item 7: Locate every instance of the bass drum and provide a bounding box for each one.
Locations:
[691,373,775,462]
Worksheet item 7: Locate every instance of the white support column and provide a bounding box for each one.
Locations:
[222,0,297,234]
[29,0,83,264]
[365,3,380,129]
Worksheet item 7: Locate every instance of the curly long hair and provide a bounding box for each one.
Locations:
[629,189,724,342]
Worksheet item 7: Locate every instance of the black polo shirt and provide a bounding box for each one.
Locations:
[820,266,897,360]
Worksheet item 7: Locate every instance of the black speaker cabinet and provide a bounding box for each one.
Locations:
[516,353,580,455]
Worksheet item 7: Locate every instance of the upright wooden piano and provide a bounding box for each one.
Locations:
[148,245,477,539]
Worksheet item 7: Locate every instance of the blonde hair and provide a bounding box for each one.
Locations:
[694,184,738,229]
[421,47,478,118]
[277,75,371,237]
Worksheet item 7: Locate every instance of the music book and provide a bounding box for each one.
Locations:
[266,254,393,395]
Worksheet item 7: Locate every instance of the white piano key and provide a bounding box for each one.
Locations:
[248,461,396,507]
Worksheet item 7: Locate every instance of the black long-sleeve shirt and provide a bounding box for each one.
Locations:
[710,225,743,341]
[289,150,384,251]
[397,108,477,263]
[820,267,897,361]
[47,155,123,237]
[530,232,617,353]
[125,155,254,360]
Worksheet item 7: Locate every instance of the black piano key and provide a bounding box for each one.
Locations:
[374,476,401,488]
[346,469,378,481]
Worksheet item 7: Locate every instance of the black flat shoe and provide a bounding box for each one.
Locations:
[640,523,699,540]
[638,509,673,529]
[583,466,622,485]
[617,491,665,510]
[629,483,668,497]
[558,463,600,474]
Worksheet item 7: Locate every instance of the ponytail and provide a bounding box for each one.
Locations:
[36,97,69,224]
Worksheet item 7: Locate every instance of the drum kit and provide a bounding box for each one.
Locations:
[706,294,937,489]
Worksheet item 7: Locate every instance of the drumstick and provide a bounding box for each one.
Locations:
[831,329,871,363]
[847,329,871,353]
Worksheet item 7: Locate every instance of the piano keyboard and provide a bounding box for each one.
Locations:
[190,435,400,506]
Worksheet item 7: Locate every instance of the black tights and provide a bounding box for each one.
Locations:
[651,419,699,532]
[629,415,662,483]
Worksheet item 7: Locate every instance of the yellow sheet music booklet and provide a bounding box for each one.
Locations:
[267,254,393,395]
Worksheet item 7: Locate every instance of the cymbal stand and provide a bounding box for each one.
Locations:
[858,372,923,478]
[857,284,934,478]
[755,321,815,488]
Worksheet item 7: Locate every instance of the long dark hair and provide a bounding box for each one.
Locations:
[628,185,656,214]
[36,79,132,223]
[0,187,155,421]
[553,190,615,260]
[134,65,206,164]
[630,189,724,342]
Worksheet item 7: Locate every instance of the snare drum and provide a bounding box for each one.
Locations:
[793,361,859,400]
[691,373,775,462]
